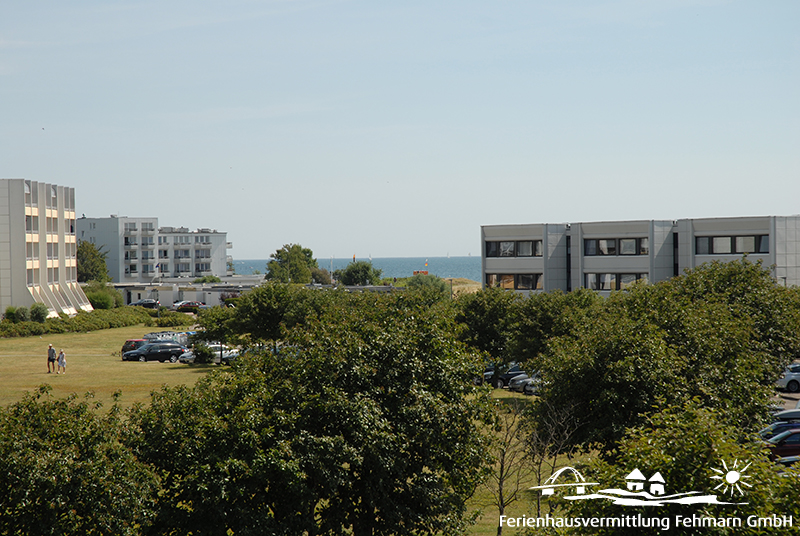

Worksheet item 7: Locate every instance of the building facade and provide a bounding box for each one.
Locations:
[0,179,93,316]
[76,216,230,283]
[482,216,800,295]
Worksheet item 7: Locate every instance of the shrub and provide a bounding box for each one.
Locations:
[30,303,50,323]
[86,292,114,310]
[191,343,215,364]
[4,307,16,323]
[14,307,29,323]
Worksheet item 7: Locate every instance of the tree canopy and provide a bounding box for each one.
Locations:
[334,260,383,286]
[265,244,318,284]
[76,240,110,283]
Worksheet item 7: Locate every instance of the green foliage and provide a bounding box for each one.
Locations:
[196,305,236,344]
[190,343,215,364]
[193,275,221,283]
[0,307,151,339]
[266,243,318,284]
[153,311,196,328]
[406,273,449,297]
[334,260,383,286]
[128,291,493,535]
[310,266,331,285]
[14,306,29,322]
[30,303,50,323]
[0,389,158,535]
[563,400,799,535]
[76,240,111,283]
[533,259,800,453]
[83,280,124,309]
[3,306,16,323]
[456,287,522,362]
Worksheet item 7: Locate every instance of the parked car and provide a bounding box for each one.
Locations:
[773,409,800,423]
[491,364,526,389]
[177,301,205,313]
[508,374,531,392]
[121,339,148,354]
[760,421,800,440]
[179,344,238,364]
[129,299,160,309]
[522,377,541,396]
[122,342,188,363]
[776,364,800,393]
[765,429,800,460]
[171,300,192,311]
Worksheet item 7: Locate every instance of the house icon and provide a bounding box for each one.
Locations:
[649,472,665,495]
[625,469,646,491]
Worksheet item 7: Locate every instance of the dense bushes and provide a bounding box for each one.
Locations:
[0,307,152,338]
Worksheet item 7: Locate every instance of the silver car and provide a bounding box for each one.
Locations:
[776,364,800,393]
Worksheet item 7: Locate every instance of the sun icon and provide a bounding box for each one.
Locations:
[710,459,753,496]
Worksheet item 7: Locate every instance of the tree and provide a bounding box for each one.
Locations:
[562,400,798,536]
[30,303,50,323]
[82,280,123,309]
[128,291,494,536]
[76,240,110,283]
[455,287,521,364]
[484,400,532,536]
[334,260,383,286]
[266,244,318,284]
[0,387,157,535]
[533,259,800,453]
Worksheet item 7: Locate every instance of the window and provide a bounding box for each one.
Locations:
[584,239,616,256]
[515,274,542,290]
[619,239,636,255]
[485,240,543,258]
[159,250,169,259]
[696,235,769,255]
[485,274,515,289]
[585,273,648,291]
[195,262,211,272]
[159,263,169,273]
[142,236,154,245]
[639,238,649,255]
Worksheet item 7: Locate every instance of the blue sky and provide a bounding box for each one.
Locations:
[2,1,798,258]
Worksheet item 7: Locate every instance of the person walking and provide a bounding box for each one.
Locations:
[57,349,66,374]
[47,344,56,373]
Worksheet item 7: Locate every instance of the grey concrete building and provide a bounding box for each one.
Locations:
[482,216,800,295]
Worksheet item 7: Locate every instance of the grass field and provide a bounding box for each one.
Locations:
[0,325,552,534]
[0,324,214,408]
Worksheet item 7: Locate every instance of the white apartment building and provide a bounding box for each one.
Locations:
[0,179,93,316]
[482,216,800,295]
[76,216,230,283]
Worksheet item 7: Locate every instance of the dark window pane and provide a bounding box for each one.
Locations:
[757,235,770,253]
[516,274,535,289]
[598,239,616,255]
[485,242,499,257]
[584,239,597,256]
[599,273,616,290]
[516,241,533,257]
[696,237,710,255]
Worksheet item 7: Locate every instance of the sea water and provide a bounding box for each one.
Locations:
[232,256,481,282]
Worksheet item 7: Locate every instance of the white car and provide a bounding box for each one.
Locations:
[776,364,800,393]
[179,344,239,364]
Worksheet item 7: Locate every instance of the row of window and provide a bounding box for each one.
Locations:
[585,273,648,291]
[486,240,544,258]
[26,266,78,286]
[486,273,543,290]
[696,235,769,255]
[584,238,649,256]
[125,263,210,275]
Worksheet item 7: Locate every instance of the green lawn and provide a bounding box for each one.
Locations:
[0,325,214,408]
